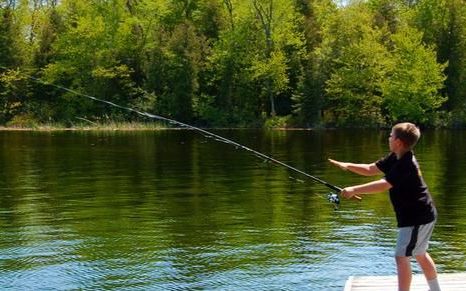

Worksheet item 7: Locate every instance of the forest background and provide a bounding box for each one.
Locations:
[1,0,465,128]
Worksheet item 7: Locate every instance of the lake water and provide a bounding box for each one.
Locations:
[0,129,465,290]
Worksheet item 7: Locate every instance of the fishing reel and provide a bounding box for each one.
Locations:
[327,192,340,209]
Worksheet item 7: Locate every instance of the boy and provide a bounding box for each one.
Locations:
[329,122,440,291]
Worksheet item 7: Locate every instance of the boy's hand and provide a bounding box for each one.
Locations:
[341,187,357,199]
[328,158,348,171]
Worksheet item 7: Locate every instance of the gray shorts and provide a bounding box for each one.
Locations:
[395,220,436,257]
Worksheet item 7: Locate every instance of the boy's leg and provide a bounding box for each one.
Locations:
[396,256,412,291]
[395,226,416,291]
[412,221,439,290]
[416,252,441,291]
[415,252,437,280]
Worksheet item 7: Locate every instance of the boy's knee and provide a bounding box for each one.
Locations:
[414,252,430,262]
[395,256,410,266]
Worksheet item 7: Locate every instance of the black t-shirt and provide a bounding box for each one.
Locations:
[376,151,436,227]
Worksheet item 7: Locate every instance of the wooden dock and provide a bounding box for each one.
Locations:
[344,272,466,290]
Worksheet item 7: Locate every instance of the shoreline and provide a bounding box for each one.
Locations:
[0,122,320,131]
[0,126,319,131]
[1,124,461,131]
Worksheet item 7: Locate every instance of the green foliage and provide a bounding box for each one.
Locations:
[381,26,447,125]
[292,0,335,126]
[0,0,464,127]
[316,1,447,127]
[264,115,293,129]
[410,0,466,125]
[0,7,23,68]
[0,69,30,123]
[6,113,39,128]
[323,4,387,126]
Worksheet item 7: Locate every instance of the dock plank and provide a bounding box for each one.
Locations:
[344,272,466,291]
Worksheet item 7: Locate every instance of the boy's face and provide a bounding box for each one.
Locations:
[389,130,404,153]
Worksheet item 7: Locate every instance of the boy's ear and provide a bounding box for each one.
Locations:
[397,138,409,149]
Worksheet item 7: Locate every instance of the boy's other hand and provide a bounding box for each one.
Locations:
[328,158,348,171]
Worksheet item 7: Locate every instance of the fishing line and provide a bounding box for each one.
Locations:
[0,66,357,208]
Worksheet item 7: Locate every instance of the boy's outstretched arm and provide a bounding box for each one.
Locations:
[328,159,382,176]
[341,179,391,199]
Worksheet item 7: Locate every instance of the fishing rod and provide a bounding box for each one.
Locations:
[1,67,360,207]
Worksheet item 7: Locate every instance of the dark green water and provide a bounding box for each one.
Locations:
[0,129,465,290]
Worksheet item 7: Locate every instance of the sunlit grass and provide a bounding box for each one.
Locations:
[0,121,170,131]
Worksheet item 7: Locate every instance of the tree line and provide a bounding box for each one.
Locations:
[1,0,465,128]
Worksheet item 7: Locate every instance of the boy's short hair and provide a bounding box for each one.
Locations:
[392,122,421,150]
